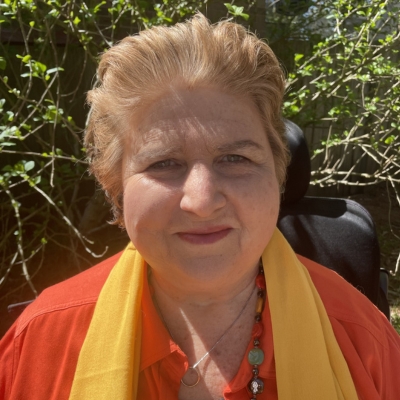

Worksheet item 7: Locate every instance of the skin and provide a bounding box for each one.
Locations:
[122,86,280,399]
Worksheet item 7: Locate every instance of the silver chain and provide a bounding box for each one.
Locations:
[154,283,255,370]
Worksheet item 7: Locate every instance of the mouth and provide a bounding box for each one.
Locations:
[176,226,233,245]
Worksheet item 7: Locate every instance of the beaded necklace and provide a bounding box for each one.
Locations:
[247,261,266,399]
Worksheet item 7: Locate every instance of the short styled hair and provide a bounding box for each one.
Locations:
[85,13,289,226]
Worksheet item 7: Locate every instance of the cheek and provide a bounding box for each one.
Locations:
[267,178,280,210]
[264,179,280,216]
[242,170,279,197]
[123,178,176,238]
[244,177,280,226]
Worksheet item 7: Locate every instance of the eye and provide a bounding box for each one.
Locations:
[221,154,249,163]
[148,159,179,170]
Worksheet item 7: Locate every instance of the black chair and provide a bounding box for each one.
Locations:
[278,120,390,319]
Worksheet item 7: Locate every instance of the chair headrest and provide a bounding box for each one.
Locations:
[281,119,311,205]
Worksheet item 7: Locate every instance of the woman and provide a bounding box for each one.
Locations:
[1,13,399,400]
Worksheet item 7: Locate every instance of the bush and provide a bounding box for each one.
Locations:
[274,0,400,272]
[282,0,400,197]
[0,0,203,298]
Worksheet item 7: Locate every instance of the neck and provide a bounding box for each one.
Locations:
[149,261,259,358]
[150,260,259,311]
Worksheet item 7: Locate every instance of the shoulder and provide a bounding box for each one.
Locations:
[15,251,123,336]
[0,251,123,400]
[298,254,384,325]
[298,254,400,398]
[298,253,399,353]
[298,256,400,399]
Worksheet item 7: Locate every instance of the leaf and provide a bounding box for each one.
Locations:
[384,136,395,145]
[6,111,14,121]
[34,61,47,73]
[9,88,20,96]
[224,3,234,12]
[48,9,59,17]
[46,67,64,74]
[0,57,6,70]
[73,16,81,25]
[22,54,31,63]
[294,53,304,62]
[24,160,35,172]
[224,3,249,20]
[93,1,106,13]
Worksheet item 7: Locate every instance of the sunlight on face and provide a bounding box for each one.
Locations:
[122,87,280,293]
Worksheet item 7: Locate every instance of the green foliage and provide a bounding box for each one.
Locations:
[264,0,400,277]
[224,3,249,20]
[281,0,400,201]
[2,0,399,300]
[0,0,203,297]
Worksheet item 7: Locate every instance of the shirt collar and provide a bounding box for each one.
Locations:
[140,265,182,371]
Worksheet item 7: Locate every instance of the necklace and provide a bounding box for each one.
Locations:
[247,262,266,399]
[153,275,256,388]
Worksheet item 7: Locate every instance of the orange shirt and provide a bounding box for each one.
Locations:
[1,252,400,399]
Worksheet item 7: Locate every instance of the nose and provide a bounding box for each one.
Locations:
[180,163,226,218]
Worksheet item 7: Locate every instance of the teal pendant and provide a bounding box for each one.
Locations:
[248,347,264,365]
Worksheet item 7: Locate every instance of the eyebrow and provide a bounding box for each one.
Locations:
[216,140,264,153]
[133,146,183,163]
[132,139,263,164]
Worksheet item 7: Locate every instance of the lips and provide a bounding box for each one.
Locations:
[176,227,232,245]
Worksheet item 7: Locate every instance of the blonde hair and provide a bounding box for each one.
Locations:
[85,13,289,226]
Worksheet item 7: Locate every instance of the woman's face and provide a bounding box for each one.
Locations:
[122,87,280,293]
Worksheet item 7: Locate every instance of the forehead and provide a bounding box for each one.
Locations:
[127,87,268,154]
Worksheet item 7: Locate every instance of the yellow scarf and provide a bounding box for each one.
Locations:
[69,229,358,400]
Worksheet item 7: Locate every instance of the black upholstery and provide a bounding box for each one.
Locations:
[281,119,311,205]
[278,120,390,319]
[278,197,380,302]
